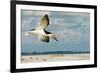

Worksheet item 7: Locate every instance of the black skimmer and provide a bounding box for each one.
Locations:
[25,14,58,42]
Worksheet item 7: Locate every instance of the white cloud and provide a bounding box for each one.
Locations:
[59,11,90,18]
[22,17,35,31]
[22,10,51,16]
[47,16,83,41]
[55,29,81,41]
[22,10,89,42]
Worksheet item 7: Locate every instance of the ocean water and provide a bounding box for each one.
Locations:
[21,51,90,56]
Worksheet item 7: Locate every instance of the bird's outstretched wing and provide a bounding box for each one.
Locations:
[36,14,49,30]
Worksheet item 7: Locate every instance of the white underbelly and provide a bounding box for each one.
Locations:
[25,29,50,37]
[34,29,46,35]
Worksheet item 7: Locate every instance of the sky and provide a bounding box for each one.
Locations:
[21,10,90,53]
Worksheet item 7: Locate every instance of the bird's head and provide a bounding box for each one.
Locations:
[50,34,58,41]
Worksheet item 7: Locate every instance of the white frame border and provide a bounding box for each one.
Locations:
[16,4,94,69]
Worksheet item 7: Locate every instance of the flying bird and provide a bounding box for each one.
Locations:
[25,14,58,42]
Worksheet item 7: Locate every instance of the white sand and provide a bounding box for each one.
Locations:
[21,54,90,63]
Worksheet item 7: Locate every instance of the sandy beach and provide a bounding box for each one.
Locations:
[21,53,90,63]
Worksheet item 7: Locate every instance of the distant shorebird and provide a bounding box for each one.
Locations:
[25,14,58,42]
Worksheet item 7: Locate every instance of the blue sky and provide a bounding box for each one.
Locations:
[21,10,90,52]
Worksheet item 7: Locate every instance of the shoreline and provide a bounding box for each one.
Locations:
[21,53,90,63]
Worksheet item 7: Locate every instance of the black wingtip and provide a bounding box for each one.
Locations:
[29,28,35,31]
[44,14,48,17]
